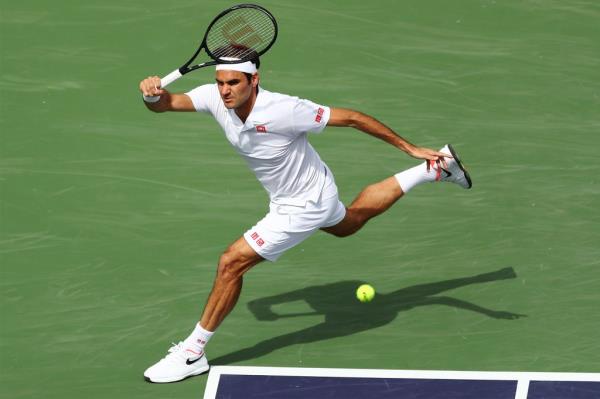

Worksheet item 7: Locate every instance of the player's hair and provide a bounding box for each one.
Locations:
[214,44,261,70]
[214,44,260,85]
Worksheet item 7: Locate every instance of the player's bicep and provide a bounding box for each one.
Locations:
[327,107,359,127]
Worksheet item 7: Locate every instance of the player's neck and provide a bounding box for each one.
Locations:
[234,88,258,123]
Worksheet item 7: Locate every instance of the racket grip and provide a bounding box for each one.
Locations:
[160,69,183,88]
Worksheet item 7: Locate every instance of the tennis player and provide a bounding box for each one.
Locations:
[139,55,472,383]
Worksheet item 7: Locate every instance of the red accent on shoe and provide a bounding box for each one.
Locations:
[430,160,442,181]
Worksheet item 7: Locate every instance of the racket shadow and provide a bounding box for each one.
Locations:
[210,267,525,365]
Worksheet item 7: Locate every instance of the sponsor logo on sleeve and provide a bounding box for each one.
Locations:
[315,107,324,123]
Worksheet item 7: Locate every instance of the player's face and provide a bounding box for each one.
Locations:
[215,70,257,109]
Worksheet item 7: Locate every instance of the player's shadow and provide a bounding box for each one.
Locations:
[211,267,525,365]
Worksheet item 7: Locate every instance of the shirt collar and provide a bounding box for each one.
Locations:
[229,86,268,130]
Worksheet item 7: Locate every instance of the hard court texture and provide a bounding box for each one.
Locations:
[1,0,599,398]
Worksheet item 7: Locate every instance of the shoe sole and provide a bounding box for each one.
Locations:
[144,365,210,384]
[447,144,472,189]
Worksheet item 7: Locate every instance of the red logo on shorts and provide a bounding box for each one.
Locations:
[315,107,324,123]
[255,125,267,133]
[250,231,264,247]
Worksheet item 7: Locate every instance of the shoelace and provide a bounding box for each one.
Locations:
[167,342,184,354]
[159,342,185,361]
[428,160,451,182]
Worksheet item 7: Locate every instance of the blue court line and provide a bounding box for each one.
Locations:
[203,367,600,399]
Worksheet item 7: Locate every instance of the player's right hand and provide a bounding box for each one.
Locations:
[139,76,166,97]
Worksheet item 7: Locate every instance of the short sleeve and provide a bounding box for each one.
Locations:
[292,99,330,134]
[185,84,220,114]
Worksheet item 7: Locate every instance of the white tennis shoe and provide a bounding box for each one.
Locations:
[434,144,472,189]
[144,342,209,383]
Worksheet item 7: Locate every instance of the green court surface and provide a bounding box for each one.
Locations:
[1,0,599,398]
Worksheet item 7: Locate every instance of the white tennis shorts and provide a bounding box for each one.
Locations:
[243,176,346,262]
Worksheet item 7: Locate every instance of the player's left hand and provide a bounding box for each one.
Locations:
[406,146,452,170]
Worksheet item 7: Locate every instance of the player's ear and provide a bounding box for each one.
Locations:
[252,72,259,88]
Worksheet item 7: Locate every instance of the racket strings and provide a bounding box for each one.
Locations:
[211,8,275,43]
[206,7,276,60]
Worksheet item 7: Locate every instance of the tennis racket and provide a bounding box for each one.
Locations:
[160,3,278,88]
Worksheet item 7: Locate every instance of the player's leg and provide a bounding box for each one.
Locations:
[321,176,403,237]
[144,198,330,383]
[200,237,265,331]
[322,144,471,238]
[144,236,263,383]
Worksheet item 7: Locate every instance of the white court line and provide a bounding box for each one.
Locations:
[203,368,221,399]
[515,379,529,399]
[203,366,600,399]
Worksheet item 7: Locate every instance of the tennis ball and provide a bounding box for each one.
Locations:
[356,284,375,303]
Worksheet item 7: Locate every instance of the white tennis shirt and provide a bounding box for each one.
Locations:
[185,84,332,206]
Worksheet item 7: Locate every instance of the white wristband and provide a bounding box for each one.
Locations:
[143,94,161,103]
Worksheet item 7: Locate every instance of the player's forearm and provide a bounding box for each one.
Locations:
[347,110,416,153]
[143,94,171,113]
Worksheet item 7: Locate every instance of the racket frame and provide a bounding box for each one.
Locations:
[160,3,278,88]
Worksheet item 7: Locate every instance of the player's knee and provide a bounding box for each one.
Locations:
[216,251,246,282]
[324,217,364,238]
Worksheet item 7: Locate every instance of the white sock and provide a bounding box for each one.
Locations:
[183,323,214,354]
[394,161,437,194]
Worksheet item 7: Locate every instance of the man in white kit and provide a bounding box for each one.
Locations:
[138,55,472,383]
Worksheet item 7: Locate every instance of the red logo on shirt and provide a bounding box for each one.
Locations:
[315,107,324,123]
[255,125,267,133]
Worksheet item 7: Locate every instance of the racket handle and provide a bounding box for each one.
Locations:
[160,69,183,88]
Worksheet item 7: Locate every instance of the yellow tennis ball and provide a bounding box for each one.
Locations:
[356,284,375,303]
